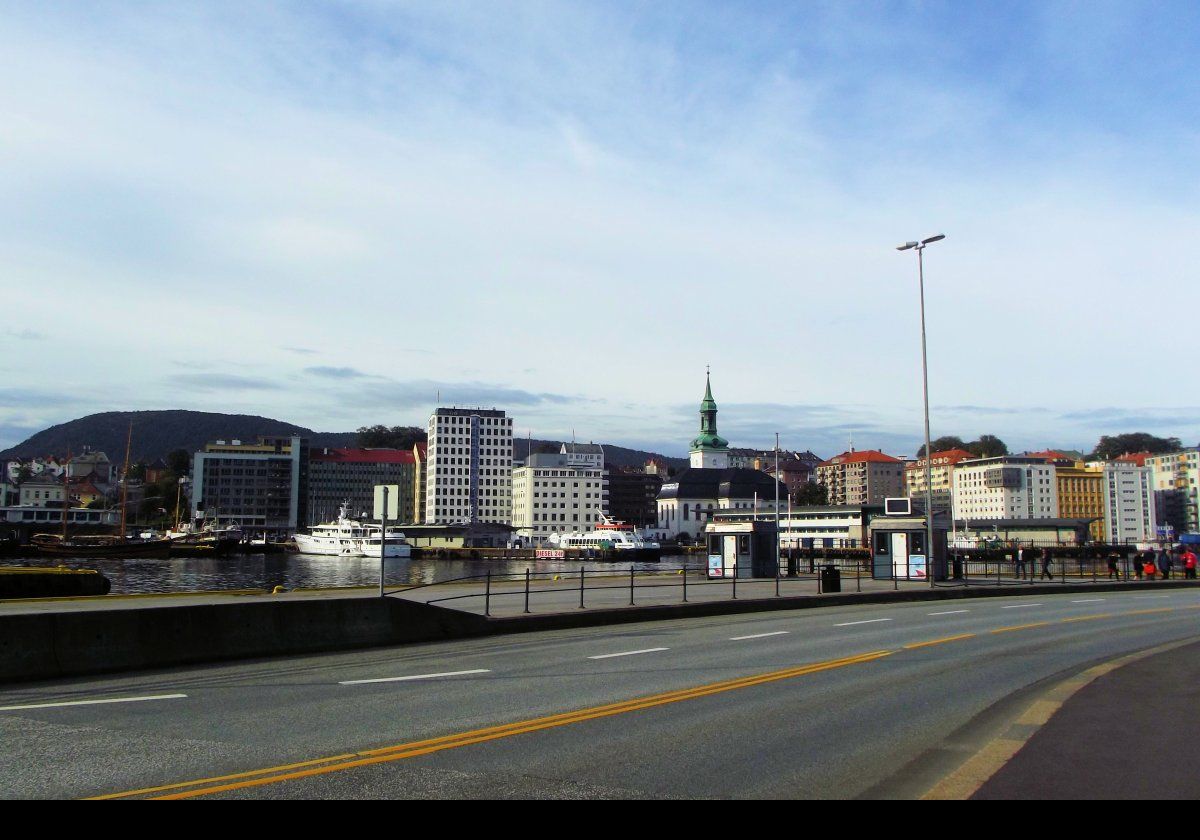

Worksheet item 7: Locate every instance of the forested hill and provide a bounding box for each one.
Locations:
[0,411,356,462]
[0,411,687,470]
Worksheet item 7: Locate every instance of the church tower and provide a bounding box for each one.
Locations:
[689,369,730,469]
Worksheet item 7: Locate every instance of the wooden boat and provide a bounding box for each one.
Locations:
[31,533,172,558]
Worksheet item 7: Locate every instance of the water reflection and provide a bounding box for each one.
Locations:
[9,553,695,595]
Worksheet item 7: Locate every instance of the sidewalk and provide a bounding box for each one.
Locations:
[973,639,1200,799]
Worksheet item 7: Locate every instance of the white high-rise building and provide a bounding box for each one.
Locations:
[952,456,1058,520]
[425,408,513,524]
[1093,461,1156,545]
[512,452,608,545]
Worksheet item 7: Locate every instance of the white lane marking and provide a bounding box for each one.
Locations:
[588,648,670,660]
[928,610,970,616]
[339,669,491,686]
[0,693,187,712]
[1135,594,1173,599]
[1072,599,1107,604]
[1001,604,1045,609]
[729,631,790,641]
[834,618,893,627]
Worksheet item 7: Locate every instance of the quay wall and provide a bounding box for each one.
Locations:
[0,596,488,684]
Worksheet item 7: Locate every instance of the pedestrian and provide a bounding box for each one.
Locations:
[1160,550,1173,581]
[1041,549,1054,580]
[1014,546,1028,580]
[1184,548,1198,580]
[1144,553,1158,581]
[1107,552,1121,580]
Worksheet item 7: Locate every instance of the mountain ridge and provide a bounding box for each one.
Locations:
[0,410,687,471]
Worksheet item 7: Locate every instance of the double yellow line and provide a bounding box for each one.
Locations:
[94,650,892,800]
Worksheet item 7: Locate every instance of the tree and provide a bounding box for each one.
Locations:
[793,482,829,506]
[356,425,427,449]
[916,436,967,457]
[1091,433,1182,461]
[167,448,191,475]
[969,435,1009,458]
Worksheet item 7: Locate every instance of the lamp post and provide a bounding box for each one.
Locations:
[897,234,945,585]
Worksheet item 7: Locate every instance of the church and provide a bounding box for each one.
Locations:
[656,372,787,540]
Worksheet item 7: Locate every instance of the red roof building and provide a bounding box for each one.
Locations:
[817,450,906,506]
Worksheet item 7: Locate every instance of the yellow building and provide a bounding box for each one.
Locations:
[1055,462,1105,541]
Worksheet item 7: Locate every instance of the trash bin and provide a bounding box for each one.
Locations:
[952,554,964,581]
[821,564,841,593]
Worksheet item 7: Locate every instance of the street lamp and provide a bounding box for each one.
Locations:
[897,234,945,585]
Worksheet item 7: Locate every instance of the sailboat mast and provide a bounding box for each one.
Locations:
[118,420,132,539]
[60,448,71,540]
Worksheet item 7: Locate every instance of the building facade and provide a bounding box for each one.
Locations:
[425,408,513,524]
[1096,461,1156,545]
[190,436,309,530]
[412,442,428,524]
[951,456,1058,521]
[606,470,663,528]
[905,448,974,515]
[307,448,416,525]
[19,477,65,508]
[1054,462,1106,541]
[511,452,608,545]
[818,450,906,507]
[1145,449,1199,536]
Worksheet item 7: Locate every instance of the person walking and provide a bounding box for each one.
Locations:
[1014,546,1028,580]
[1041,549,1054,580]
[1134,551,1145,580]
[1160,550,1173,581]
[1107,552,1121,580]
[1184,548,1198,580]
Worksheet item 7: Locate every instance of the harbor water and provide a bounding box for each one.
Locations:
[6,552,696,595]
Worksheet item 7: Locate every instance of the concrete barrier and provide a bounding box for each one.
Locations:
[0,597,489,684]
[0,567,110,599]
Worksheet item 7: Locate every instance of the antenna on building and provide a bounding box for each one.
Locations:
[849,430,855,453]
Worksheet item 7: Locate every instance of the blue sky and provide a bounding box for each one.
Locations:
[2,1,1198,458]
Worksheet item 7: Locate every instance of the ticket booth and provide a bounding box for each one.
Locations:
[704,520,779,579]
[868,500,949,582]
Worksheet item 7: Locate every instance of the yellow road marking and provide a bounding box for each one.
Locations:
[990,622,1051,634]
[1057,613,1115,624]
[97,650,892,800]
[904,634,976,650]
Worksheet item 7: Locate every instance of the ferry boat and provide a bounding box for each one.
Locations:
[547,515,662,561]
[293,503,411,559]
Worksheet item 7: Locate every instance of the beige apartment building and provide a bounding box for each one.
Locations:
[817,450,905,507]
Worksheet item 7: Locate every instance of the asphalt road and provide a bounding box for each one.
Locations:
[2,588,1198,799]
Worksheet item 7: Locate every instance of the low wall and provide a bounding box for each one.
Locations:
[0,567,110,599]
[0,597,489,684]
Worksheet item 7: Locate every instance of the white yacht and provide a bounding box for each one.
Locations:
[548,515,662,561]
[294,503,411,558]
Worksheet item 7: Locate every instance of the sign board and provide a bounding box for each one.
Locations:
[373,485,401,520]
[909,554,927,580]
[536,548,565,559]
[884,497,912,516]
[707,554,724,578]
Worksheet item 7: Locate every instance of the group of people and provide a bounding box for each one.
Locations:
[1012,545,1199,581]
[1122,547,1198,581]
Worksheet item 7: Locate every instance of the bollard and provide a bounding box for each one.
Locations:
[524,568,531,614]
[857,560,862,593]
[732,562,738,600]
[579,567,586,609]
[485,570,491,617]
[630,565,636,606]
[683,564,688,603]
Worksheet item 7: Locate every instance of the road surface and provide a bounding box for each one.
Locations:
[2,588,1197,799]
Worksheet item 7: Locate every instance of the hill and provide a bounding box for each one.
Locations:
[0,411,687,471]
[0,411,356,463]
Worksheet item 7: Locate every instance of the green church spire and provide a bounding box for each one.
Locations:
[691,367,729,452]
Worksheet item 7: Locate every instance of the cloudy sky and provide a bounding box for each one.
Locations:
[2,1,1198,458]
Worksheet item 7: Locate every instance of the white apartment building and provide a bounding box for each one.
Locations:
[952,456,1058,520]
[511,452,608,545]
[905,448,974,514]
[425,408,513,525]
[1145,450,1199,535]
[1092,461,1156,545]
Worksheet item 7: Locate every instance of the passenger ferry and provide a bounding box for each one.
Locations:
[547,515,662,561]
[293,503,411,558]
